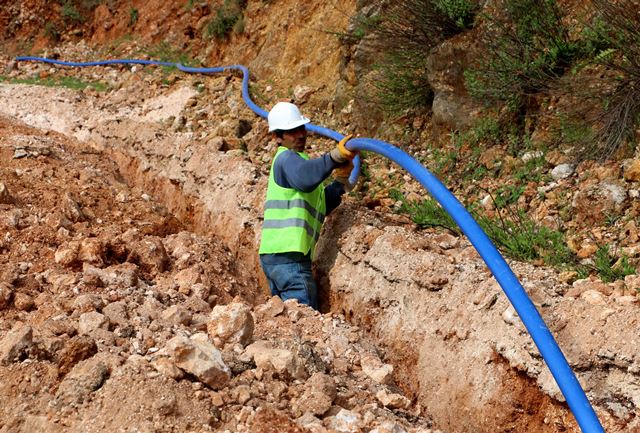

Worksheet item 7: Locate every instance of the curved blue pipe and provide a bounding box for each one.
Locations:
[14,57,361,185]
[14,56,604,433]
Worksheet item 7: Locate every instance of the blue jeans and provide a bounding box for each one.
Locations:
[259,256,318,310]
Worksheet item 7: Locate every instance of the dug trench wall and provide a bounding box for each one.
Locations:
[1,81,639,433]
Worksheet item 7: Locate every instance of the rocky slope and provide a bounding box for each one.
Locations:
[0,110,435,433]
[1,1,639,433]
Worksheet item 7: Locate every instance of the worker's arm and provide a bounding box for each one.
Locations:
[324,181,345,215]
[273,150,340,192]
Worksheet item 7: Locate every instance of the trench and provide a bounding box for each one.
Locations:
[104,147,266,299]
[105,143,591,433]
[0,66,619,431]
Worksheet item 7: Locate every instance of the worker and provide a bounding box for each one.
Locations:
[258,101,356,310]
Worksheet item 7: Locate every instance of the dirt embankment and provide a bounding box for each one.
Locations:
[0,101,436,433]
[1,1,639,432]
[1,52,638,432]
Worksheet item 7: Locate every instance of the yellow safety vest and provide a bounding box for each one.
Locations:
[259,147,326,257]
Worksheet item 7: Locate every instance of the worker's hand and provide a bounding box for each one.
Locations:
[334,160,355,191]
[329,134,356,163]
[334,160,353,179]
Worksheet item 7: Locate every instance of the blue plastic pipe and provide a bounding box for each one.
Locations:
[14,56,604,433]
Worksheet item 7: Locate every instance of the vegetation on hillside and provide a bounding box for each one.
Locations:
[205,0,247,40]
[365,0,640,160]
[581,0,640,160]
[347,0,640,281]
[368,0,478,115]
[43,0,107,41]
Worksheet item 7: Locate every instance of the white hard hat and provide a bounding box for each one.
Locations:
[267,102,310,132]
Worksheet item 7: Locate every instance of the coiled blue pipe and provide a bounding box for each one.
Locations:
[14,56,604,433]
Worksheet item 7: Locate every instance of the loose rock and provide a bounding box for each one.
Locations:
[167,334,230,389]
[207,302,254,348]
[360,353,393,384]
[0,324,33,365]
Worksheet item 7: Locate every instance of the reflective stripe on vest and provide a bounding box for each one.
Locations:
[262,217,320,241]
[259,147,326,256]
[264,199,325,223]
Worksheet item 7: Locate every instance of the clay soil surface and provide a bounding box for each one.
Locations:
[0,114,435,433]
[1,1,640,432]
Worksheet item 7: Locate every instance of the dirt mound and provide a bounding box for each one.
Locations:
[1,1,639,432]
[0,114,435,432]
[1,40,638,432]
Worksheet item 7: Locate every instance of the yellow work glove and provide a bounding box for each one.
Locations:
[329,135,356,163]
[334,160,355,191]
[334,160,353,180]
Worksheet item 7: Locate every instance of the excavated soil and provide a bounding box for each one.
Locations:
[0,49,638,433]
[0,112,435,433]
[1,1,640,433]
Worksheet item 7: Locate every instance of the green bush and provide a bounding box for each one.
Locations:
[434,0,477,30]
[389,190,459,233]
[1,74,108,92]
[371,0,479,116]
[391,190,575,269]
[591,244,636,283]
[129,7,139,27]
[341,14,381,43]
[493,184,525,209]
[62,1,83,24]
[465,0,581,112]
[468,116,503,146]
[205,0,247,40]
[547,115,597,156]
[144,41,198,68]
[58,0,105,26]
[476,209,574,267]
[580,0,640,159]
[373,53,434,116]
[512,154,547,183]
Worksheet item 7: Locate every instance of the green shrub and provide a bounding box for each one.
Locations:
[465,0,580,112]
[580,0,640,159]
[390,190,459,233]
[468,116,503,146]
[2,75,108,92]
[373,53,434,116]
[430,146,459,182]
[512,155,547,183]
[591,244,636,282]
[146,41,196,66]
[58,1,105,26]
[476,209,574,267]
[434,0,477,30]
[493,184,525,209]
[391,190,575,268]
[559,116,596,146]
[391,190,637,279]
[371,0,479,116]
[129,7,139,27]
[341,14,381,43]
[205,0,247,40]
[62,1,83,24]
